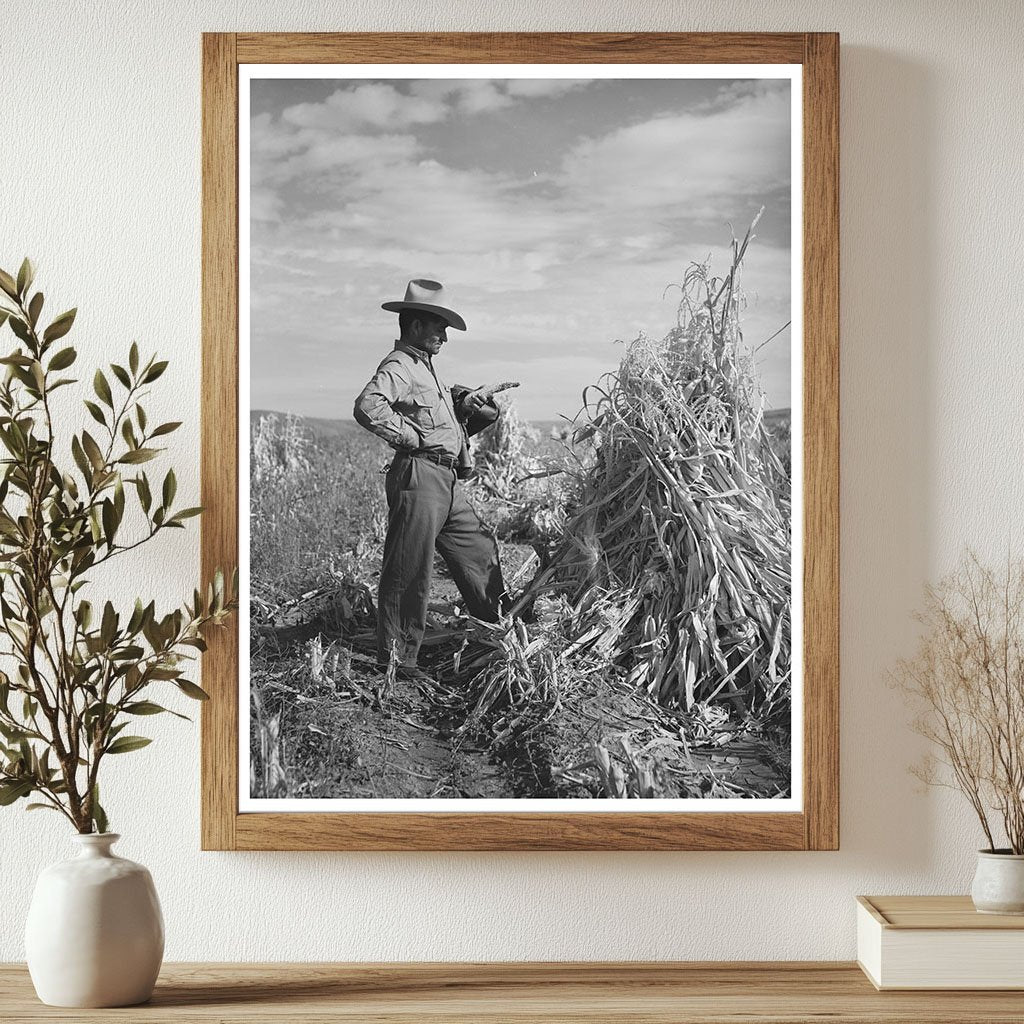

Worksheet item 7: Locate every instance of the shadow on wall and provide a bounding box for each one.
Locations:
[839,47,937,869]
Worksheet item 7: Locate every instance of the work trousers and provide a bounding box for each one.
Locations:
[377,452,506,667]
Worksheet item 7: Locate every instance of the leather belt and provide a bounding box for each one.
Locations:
[406,449,457,470]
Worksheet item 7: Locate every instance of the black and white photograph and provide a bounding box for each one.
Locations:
[241,65,801,811]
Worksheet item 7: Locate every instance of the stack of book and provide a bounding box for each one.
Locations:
[857,895,1024,990]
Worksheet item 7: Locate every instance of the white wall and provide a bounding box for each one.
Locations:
[2,0,1022,961]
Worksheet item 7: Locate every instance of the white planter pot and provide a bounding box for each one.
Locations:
[25,833,164,1007]
[971,849,1024,915]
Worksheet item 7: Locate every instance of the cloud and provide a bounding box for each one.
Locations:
[248,78,794,417]
[250,187,284,224]
[558,86,790,221]
[504,78,591,98]
[703,78,789,112]
[250,112,305,160]
[411,79,514,116]
[324,166,578,254]
[282,83,447,131]
[408,77,590,113]
[271,78,593,141]
[265,133,421,185]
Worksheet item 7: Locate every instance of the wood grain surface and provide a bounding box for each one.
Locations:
[232,809,806,852]
[200,32,239,852]
[862,895,1024,930]
[4,962,1023,1023]
[801,32,841,852]
[201,31,840,851]
[235,32,808,64]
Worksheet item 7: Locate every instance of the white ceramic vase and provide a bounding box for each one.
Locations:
[971,849,1024,915]
[25,833,164,1007]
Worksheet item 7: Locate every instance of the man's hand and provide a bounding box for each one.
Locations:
[451,381,518,434]
[462,389,487,415]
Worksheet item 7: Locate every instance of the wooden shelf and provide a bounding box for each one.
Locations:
[3,961,1024,1022]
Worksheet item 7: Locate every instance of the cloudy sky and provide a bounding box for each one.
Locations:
[248,75,793,422]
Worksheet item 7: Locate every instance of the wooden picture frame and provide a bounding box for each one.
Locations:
[201,31,838,851]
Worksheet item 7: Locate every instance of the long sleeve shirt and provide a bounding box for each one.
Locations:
[353,342,467,458]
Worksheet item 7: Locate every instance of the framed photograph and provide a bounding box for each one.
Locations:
[201,32,838,850]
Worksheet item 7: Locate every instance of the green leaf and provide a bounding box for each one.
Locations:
[83,400,106,427]
[91,785,108,834]
[143,361,168,383]
[176,679,210,701]
[48,346,77,371]
[124,700,171,716]
[83,701,114,728]
[110,363,131,389]
[93,369,113,408]
[105,735,152,755]
[162,468,176,508]
[43,308,76,344]
[16,258,34,298]
[0,428,19,459]
[148,666,182,680]
[100,601,117,647]
[0,722,28,742]
[101,498,116,547]
[150,421,182,438]
[136,472,152,513]
[168,507,202,524]
[121,418,137,449]
[0,269,18,300]
[88,505,102,544]
[71,435,92,482]
[107,721,129,741]
[129,342,139,375]
[27,292,43,328]
[126,598,145,635]
[8,317,31,344]
[76,599,93,630]
[81,431,104,472]
[110,644,143,661]
[26,802,61,813]
[136,404,147,432]
[118,448,158,465]
[0,779,33,805]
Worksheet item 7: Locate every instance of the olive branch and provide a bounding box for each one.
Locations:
[0,258,235,833]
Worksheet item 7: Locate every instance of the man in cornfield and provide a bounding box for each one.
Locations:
[354,279,508,673]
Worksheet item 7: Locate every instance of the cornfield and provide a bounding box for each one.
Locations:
[250,220,793,800]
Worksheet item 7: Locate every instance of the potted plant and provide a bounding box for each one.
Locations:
[0,259,235,1005]
[896,552,1024,913]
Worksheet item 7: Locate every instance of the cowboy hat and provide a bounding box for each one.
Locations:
[381,278,467,331]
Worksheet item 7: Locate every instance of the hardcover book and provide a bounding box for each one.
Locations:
[857,895,1024,990]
